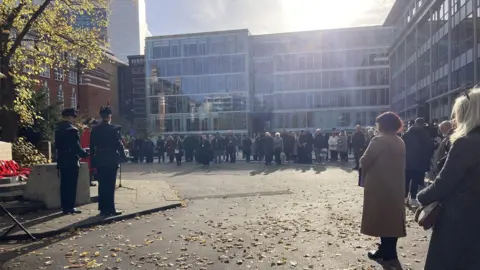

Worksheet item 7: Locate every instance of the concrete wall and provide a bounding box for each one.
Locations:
[0,141,12,160]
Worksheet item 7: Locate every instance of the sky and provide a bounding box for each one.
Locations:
[145,0,395,36]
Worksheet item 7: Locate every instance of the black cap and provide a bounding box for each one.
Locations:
[61,108,77,118]
[99,106,112,117]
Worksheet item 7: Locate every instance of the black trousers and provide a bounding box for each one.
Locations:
[158,151,165,163]
[265,152,273,165]
[379,237,398,260]
[59,166,79,211]
[185,149,194,162]
[340,151,348,161]
[145,152,154,163]
[175,153,182,165]
[227,147,236,163]
[405,170,425,199]
[274,148,282,165]
[96,166,118,213]
[243,149,251,162]
[330,150,338,161]
[354,150,362,168]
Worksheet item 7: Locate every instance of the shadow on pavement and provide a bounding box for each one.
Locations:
[0,230,76,268]
[0,210,64,237]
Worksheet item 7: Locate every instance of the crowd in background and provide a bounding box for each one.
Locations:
[123,127,383,168]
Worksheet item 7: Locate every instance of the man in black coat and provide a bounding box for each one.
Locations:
[352,125,366,170]
[183,134,197,162]
[90,106,127,216]
[313,129,327,163]
[55,108,89,214]
[402,117,435,207]
[225,131,238,163]
[241,135,252,162]
[156,136,165,163]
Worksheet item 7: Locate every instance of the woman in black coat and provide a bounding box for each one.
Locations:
[417,90,480,270]
[263,132,274,165]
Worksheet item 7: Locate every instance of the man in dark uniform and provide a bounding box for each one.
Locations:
[90,106,127,216]
[55,108,88,214]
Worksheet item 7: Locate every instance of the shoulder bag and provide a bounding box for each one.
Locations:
[414,201,442,230]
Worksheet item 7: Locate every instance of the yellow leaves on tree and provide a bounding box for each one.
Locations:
[0,0,109,142]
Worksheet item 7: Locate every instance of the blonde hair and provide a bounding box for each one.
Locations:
[450,87,480,143]
[275,132,280,137]
[265,132,271,137]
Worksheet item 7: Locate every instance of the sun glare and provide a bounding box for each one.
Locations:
[281,0,374,31]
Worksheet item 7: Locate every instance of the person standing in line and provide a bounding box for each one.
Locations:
[225,131,238,163]
[313,129,326,164]
[352,125,366,170]
[156,136,165,163]
[55,108,89,214]
[242,135,252,162]
[432,120,453,175]
[212,133,224,163]
[273,132,284,165]
[360,112,406,263]
[264,132,274,165]
[143,138,155,163]
[174,135,183,166]
[418,88,480,270]
[328,131,339,161]
[337,130,349,162]
[90,106,127,216]
[251,135,257,161]
[183,134,196,162]
[165,135,176,163]
[401,117,435,207]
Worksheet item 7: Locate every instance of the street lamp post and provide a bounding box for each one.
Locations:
[76,60,85,112]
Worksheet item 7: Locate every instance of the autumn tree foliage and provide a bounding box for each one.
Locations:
[0,0,109,142]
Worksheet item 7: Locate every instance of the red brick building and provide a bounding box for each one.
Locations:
[35,50,126,119]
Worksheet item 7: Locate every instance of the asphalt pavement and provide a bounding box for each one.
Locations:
[0,161,430,270]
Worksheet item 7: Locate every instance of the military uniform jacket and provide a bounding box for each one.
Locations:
[55,121,88,168]
[89,122,127,168]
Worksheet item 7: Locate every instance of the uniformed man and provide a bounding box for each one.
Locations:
[90,106,127,216]
[55,108,88,214]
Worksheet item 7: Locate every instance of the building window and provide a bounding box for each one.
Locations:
[23,59,34,74]
[39,63,50,78]
[70,88,77,109]
[133,88,145,94]
[57,84,64,109]
[134,108,146,114]
[54,68,64,81]
[69,70,77,85]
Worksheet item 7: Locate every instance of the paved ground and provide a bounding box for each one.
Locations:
[0,162,430,269]
[0,180,181,239]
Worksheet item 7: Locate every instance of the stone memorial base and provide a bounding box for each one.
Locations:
[24,162,90,209]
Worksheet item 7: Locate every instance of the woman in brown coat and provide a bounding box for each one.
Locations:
[360,112,406,262]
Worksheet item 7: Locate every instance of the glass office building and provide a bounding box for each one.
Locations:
[251,26,394,132]
[386,0,479,122]
[145,30,250,135]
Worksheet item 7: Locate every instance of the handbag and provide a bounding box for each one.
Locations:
[414,201,442,230]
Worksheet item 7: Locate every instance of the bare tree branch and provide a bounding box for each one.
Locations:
[6,0,53,60]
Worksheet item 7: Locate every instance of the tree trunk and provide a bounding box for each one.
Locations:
[0,74,19,143]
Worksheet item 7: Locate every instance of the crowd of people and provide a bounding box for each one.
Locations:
[124,127,380,168]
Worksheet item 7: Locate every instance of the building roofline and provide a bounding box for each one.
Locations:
[146,29,250,40]
[384,0,413,26]
[250,25,391,39]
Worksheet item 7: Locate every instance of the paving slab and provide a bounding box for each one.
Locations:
[0,180,182,240]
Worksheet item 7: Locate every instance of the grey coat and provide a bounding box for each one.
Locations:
[418,128,480,270]
[337,135,348,152]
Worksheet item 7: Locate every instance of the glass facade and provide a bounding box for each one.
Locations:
[251,27,394,131]
[145,30,250,134]
[388,0,479,122]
